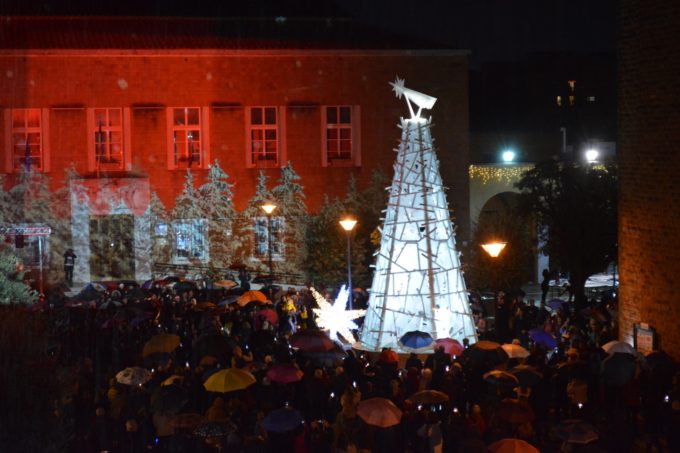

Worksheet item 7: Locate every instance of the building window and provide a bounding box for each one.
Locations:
[248,107,279,166]
[569,95,575,107]
[9,109,44,172]
[171,108,202,168]
[173,219,208,262]
[254,216,284,259]
[556,96,562,107]
[322,105,361,167]
[568,80,576,92]
[587,96,596,103]
[95,108,123,169]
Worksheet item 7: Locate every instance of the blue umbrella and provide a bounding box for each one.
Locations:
[399,330,434,349]
[262,407,303,433]
[142,279,154,290]
[548,298,568,311]
[528,328,557,349]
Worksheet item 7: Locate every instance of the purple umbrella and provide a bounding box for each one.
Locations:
[548,298,568,311]
[528,328,557,349]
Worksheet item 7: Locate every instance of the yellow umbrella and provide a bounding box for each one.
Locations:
[214,280,238,289]
[236,290,267,307]
[143,333,181,357]
[203,368,256,393]
[161,374,185,387]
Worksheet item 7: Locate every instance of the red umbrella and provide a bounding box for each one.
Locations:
[378,348,399,365]
[256,308,279,328]
[434,338,465,356]
[266,363,304,384]
[289,330,335,352]
[489,438,540,453]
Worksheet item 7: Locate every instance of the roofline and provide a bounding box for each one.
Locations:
[0,49,470,58]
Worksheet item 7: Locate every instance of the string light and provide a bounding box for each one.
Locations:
[469,164,533,185]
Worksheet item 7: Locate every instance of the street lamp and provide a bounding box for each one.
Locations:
[261,202,277,282]
[501,149,516,163]
[481,241,507,258]
[585,148,599,163]
[339,217,358,309]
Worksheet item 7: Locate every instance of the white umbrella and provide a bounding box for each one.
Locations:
[601,340,636,356]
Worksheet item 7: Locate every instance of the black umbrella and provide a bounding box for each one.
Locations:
[602,352,636,387]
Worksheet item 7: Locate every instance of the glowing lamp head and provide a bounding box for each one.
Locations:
[261,202,277,215]
[339,218,358,232]
[585,149,599,163]
[501,150,516,163]
[481,242,507,258]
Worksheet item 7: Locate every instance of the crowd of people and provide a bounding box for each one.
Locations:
[23,279,680,452]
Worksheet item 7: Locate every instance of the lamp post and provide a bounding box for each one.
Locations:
[261,202,277,283]
[339,217,358,309]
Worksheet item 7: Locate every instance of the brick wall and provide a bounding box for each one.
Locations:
[0,50,470,239]
[618,1,680,360]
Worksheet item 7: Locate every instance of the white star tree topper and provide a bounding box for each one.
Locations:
[311,286,366,344]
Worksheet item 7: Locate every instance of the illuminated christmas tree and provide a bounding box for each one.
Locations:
[358,78,477,351]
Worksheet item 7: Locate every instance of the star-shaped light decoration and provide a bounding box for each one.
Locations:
[390,76,405,99]
[311,286,366,344]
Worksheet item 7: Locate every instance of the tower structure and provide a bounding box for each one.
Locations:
[359,78,477,351]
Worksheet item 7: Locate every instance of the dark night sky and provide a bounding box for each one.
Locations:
[2,0,616,66]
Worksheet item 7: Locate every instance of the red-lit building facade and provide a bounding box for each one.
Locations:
[0,17,470,284]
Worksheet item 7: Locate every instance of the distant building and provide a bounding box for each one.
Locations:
[0,16,470,284]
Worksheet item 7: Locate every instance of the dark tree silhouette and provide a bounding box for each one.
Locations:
[516,159,617,310]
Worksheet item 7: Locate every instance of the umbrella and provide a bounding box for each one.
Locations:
[161,374,185,387]
[237,290,267,307]
[142,279,154,289]
[266,363,304,384]
[484,370,519,387]
[602,352,636,387]
[645,350,677,388]
[528,328,557,349]
[407,390,449,405]
[553,419,598,444]
[434,338,465,356]
[356,397,402,428]
[548,298,568,311]
[170,413,205,429]
[193,421,235,438]
[501,343,530,359]
[601,340,636,356]
[511,365,543,387]
[203,368,256,393]
[115,367,152,386]
[300,343,347,367]
[256,308,279,327]
[214,279,238,289]
[496,398,535,424]
[489,438,540,453]
[289,330,335,352]
[464,340,508,366]
[143,333,181,357]
[378,348,399,365]
[193,301,216,311]
[218,297,239,307]
[262,407,303,433]
[398,331,433,350]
